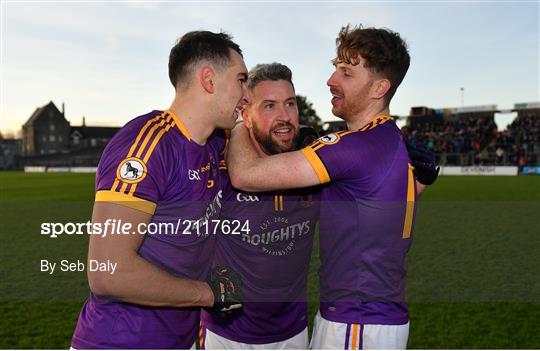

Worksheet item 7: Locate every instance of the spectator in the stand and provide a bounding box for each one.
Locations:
[492,112,539,166]
[496,147,504,164]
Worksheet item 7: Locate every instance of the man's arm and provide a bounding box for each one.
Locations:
[227,124,321,192]
[88,202,214,308]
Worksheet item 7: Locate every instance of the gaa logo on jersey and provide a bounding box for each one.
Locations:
[319,133,340,145]
[188,169,201,181]
[236,193,259,202]
[116,157,147,183]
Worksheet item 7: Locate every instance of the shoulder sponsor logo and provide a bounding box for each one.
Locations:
[188,169,201,181]
[200,163,211,173]
[319,133,340,145]
[236,193,259,202]
[116,157,147,183]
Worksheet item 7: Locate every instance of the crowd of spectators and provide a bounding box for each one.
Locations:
[401,111,539,166]
[487,112,540,166]
[401,116,498,165]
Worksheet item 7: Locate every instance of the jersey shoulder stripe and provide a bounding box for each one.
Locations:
[97,111,178,214]
[359,115,392,131]
[110,112,175,193]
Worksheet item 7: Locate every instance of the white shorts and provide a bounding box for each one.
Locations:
[310,311,409,349]
[202,327,308,349]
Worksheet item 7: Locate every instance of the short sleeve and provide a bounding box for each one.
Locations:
[301,118,402,185]
[300,130,362,183]
[95,113,174,215]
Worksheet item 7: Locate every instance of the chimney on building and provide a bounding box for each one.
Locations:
[82,116,86,127]
[62,102,65,117]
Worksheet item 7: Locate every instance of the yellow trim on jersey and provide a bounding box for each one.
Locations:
[128,184,137,196]
[135,117,170,158]
[359,124,370,132]
[143,119,175,163]
[126,113,165,158]
[199,321,205,349]
[310,139,322,148]
[352,323,360,349]
[358,114,393,131]
[119,182,129,193]
[301,147,331,184]
[114,112,166,194]
[337,130,354,137]
[273,195,284,211]
[95,190,156,215]
[166,109,191,140]
[129,118,175,196]
[312,143,326,152]
[402,163,415,238]
[111,179,120,191]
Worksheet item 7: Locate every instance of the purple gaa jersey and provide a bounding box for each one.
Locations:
[301,115,417,325]
[200,160,320,345]
[71,110,225,349]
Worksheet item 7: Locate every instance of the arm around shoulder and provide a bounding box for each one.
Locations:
[227,125,321,192]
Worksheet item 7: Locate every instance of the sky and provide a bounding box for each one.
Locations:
[1,1,539,137]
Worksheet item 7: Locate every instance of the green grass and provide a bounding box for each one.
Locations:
[1,173,539,348]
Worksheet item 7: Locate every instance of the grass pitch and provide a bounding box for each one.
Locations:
[0,172,539,348]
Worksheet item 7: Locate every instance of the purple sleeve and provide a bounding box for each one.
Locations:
[301,126,402,184]
[301,131,368,182]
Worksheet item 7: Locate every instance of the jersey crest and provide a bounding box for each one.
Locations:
[116,157,147,183]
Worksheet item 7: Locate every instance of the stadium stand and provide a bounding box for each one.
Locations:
[489,107,540,166]
[401,104,539,167]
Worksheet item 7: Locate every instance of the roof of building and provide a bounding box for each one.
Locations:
[71,126,120,139]
[23,101,64,127]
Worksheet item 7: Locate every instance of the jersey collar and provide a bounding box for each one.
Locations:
[166,109,191,141]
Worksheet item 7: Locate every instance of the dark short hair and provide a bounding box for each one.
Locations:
[168,30,242,89]
[247,63,294,90]
[334,24,410,105]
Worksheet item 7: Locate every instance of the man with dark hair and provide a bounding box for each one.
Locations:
[227,25,438,349]
[333,24,410,107]
[199,63,320,349]
[71,30,249,349]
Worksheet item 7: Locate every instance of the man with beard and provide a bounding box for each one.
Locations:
[71,31,248,349]
[227,25,439,349]
[200,63,320,349]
